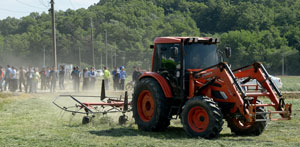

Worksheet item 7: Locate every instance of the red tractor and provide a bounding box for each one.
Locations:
[132,37,292,138]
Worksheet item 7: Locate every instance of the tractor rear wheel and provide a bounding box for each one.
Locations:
[181,96,224,139]
[132,78,170,131]
[225,100,267,136]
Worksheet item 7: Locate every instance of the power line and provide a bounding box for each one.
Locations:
[15,0,45,10]
[67,0,75,9]
[38,0,50,8]
[0,8,31,13]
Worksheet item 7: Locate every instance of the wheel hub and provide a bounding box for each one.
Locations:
[137,90,155,122]
[188,106,210,133]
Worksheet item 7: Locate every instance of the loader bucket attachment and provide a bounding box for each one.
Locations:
[233,62,292,122]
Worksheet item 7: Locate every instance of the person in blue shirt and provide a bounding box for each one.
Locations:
[119,66,126,90]
[4,65,12,91]
[112,67,120,91]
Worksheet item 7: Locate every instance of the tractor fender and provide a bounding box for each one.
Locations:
[139,72,173,98]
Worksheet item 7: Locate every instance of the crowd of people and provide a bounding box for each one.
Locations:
[0,64,144,93]
[0,65,65,93]
[111,66,142,91]
[70,66,97,92]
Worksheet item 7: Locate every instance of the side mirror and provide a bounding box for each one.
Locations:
[225,47,231,58]
[170,47,179,58]
[150,45,154,49]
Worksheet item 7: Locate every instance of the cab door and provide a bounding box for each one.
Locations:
[153,43,181,96]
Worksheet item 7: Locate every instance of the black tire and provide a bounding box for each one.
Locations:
[181,96,224,139]
[118,115,128,125]
[132,78,170,131]
[125,83,133,91]
[82,116,90,124]
[225,100,267,136]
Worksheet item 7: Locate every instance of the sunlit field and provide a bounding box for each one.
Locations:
[0,77,300,146]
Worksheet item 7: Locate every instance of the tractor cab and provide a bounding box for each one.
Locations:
[152,37,220,72]
[151,37,221,97]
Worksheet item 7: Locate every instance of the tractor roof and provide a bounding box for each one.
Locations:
[154,37,219,44]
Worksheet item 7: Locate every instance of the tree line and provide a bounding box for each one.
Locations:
[0,0,299,75]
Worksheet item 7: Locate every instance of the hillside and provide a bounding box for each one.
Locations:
[0,0,299,74]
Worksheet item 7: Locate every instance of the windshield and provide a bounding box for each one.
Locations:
[184,44,219,69]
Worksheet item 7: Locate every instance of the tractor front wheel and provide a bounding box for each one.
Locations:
[132,78,170,131]
[181,96,224,139]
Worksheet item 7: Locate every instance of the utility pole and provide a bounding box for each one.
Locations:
[43,47,46,66]
[90,18,95,67]
[105,30,108,68]
[282,54,284,75]
[50,0,57,68]
[100,48,103,69]
[111,47,113,69]
[114,50,117,67]
[79,47,81,66]
[122,56,125,66]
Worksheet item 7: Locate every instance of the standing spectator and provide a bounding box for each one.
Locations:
[4,65,12,91]
[19,66,26,92]
[59,65,65,90]
[32,68,40,93]
[49,66,58,93]
[103,67,110,90]
[82,68,89,91]
[112,67,119,91]
[46,67,51,89]
[72,66,81,92]
[132,66,142,85]
[40,67,47,90]
[71,67,76,91]
[25,66,34,93]
[0,65,4,92]
[119,66,126,90]
[89,67,97,90]
[136,67,142,82]
[9,66,18,92]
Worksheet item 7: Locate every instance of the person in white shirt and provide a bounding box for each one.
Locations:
[9,66,17,92]
[89,67,97,89]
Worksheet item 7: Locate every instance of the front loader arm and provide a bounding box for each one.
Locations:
[191,62,291,122]
[191,62,251,121]
[233,62,292,120]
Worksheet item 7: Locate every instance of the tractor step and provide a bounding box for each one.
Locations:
[168,106,181,119]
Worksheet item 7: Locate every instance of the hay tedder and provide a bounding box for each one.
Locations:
[54,36,292,139]
[53,81,131,125]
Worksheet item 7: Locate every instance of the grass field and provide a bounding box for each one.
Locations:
[279,76,300,91]
[0,90,300,147]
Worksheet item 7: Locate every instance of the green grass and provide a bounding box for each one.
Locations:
[279,76,300,91]
[0,93,300,146]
